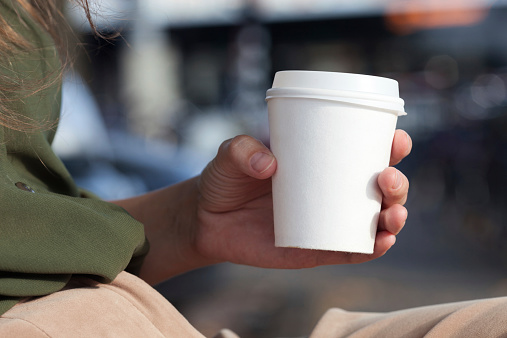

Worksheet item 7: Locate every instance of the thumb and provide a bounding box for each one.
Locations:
[212,135,277,180]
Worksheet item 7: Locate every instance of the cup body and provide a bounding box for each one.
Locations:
[266,71,405,253]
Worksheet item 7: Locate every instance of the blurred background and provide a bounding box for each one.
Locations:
[54,0,507,336]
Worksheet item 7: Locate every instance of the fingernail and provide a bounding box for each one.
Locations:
[393,169,403,190]
[250,152,274,173]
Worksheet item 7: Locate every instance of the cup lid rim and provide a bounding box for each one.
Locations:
[271,71,400,98]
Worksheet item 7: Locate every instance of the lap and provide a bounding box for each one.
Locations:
[4,271,507,337]
[0,271,204,337]
[310,296,507,337]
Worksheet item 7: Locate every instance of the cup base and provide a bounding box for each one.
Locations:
[274,241,374,254]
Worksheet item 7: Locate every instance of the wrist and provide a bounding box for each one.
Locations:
[113,177,219,285]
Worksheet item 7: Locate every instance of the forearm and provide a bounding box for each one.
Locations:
[111,177,218,285]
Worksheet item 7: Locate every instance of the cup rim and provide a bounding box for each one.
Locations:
[266,87,406,116]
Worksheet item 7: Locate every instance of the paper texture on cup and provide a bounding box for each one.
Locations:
[269,99,398,253]
[267,71,406,253]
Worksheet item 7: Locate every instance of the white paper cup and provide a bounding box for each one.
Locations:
[266,71,406,254]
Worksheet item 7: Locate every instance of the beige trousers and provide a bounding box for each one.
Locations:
[2,271,507,337]
[0,272,204,337]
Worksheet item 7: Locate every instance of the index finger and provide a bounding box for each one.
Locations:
[390,129,412,166]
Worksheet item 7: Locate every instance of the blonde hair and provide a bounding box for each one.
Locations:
[0,0,95,132]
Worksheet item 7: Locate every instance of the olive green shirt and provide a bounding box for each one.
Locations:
[0,1,149,314]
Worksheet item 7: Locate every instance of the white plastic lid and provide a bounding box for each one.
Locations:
[271,70,400,98]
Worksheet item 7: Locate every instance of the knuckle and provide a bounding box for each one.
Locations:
[218,138,233,153]
[227,134,250,155]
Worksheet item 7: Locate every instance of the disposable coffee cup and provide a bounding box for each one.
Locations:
[266,71,406,254]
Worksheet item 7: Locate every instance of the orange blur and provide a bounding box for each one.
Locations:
[385,0,492,35]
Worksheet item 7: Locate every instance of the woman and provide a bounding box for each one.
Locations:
[1,0,466,337]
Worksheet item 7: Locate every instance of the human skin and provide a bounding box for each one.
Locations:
[113,130,411,286]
